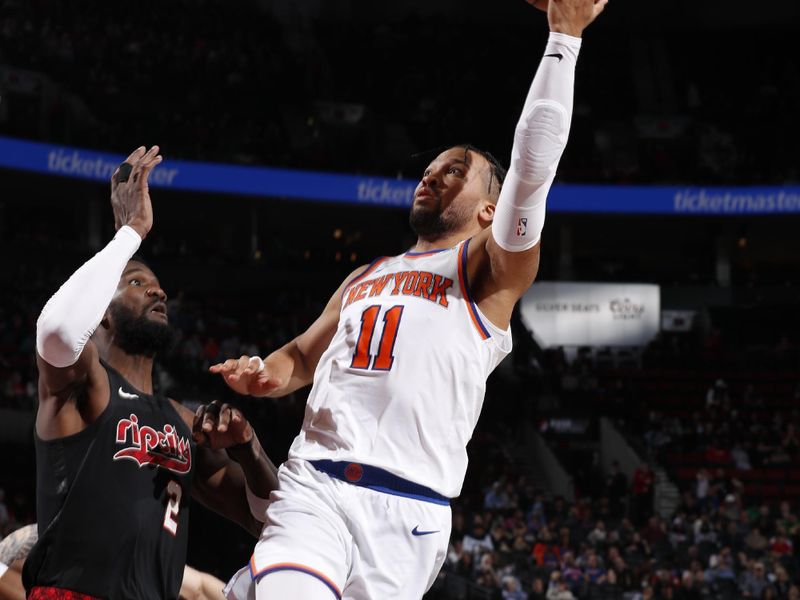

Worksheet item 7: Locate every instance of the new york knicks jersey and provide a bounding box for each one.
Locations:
[289,239,512,498]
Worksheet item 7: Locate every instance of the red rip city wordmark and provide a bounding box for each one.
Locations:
[114,414,192,474]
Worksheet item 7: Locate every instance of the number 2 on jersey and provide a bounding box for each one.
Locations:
[163,480,182,536]
[351,305,404,371]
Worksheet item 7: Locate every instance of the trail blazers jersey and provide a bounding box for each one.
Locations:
[290,239,512,498]
[23,362,195,599]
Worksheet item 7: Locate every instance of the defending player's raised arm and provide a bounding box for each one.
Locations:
[210,264,369,397]
[35,147,162,426]
[471,0,607,311]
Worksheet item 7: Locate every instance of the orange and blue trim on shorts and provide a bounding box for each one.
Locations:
[250,557,342,599]
[457,239,491,340]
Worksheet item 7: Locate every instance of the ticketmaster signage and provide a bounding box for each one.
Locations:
[520,282,661,347]
[1,135,799,214]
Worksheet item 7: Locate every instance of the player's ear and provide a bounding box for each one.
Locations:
[477,201,495,228]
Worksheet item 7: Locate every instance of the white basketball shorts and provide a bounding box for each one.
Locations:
[225,458,451,600]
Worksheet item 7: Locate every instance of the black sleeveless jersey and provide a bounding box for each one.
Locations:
[23,362,196,599]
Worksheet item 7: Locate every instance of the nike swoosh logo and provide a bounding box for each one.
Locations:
[411,526,439,536]
[118,387,140,400]
[544,53,564,62]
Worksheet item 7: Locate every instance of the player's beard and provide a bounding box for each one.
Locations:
[409,199,472,239]
[109,303,175,358]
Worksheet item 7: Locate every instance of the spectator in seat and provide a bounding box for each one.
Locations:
[695,469,711,507]
[739,560,769,598]
[693,515,717,545]
[732,443,752,470]
[606,460,628,507]
[705,379,729,410]
[631,463,655,525]
[533,528,562,568]
[485,481,511,510]
[530,577,547,600]
[501,575,528,600]
[546,572,575,600]
[475,552,500,591]
[773,566,792,599]
[767,524,793,557]
[668,514,690,547]
[560,552,582,589]
[777,501,796,528]
[588,520,608,547]
[781,423,799,456]
[705,548,735,583]
[744,527,769,554]
[642,515,667,546]
[463,516,494,555]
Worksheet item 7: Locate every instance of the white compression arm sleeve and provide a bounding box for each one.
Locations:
[36,226,142,368]
[492,32,582,251]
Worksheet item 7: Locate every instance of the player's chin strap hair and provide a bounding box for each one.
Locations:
[36,226,142,367]
[492,32,582,252]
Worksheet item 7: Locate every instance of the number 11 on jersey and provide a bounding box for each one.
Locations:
[351,305,404,371]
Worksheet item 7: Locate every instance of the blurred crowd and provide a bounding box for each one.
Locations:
[1,0,799,184]
[642,378,800,468]
[437,438,799,600]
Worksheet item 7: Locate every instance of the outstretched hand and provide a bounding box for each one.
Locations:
[209,355,284,397]
[192,400,254,450]
[110,145,163,239]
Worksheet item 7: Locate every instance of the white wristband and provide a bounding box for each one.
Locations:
[245,483,270,523]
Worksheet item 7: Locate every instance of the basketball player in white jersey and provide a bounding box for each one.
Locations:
[214,0,607,598]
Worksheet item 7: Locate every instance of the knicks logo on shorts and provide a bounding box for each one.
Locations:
[344,463,364,482]
[113,413,192,474]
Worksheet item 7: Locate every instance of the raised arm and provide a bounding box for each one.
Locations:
[209,264,368,398]
[35,146,162,439]
[469,0,607,328]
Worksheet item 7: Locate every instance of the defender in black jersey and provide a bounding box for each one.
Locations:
[24,146,278,600]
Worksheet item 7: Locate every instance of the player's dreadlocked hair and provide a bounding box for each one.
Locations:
[454,144,507,201]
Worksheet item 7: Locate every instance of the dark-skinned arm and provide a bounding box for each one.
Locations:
[34,146,162,440]
[173,400,278,537]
